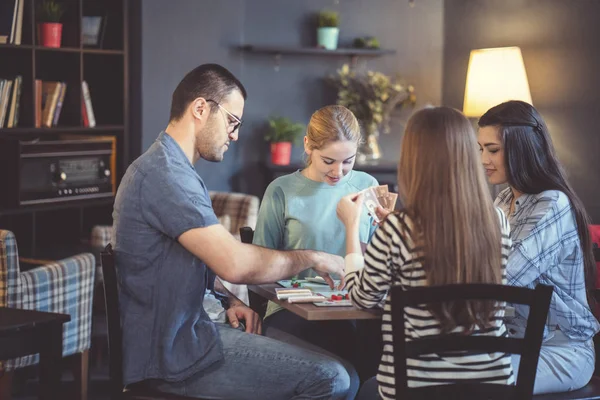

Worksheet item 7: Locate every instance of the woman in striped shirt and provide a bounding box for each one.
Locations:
[336,107,515,400]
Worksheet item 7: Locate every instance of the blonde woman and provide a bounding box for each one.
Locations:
[337,107,514,400]
[253,105,380,393]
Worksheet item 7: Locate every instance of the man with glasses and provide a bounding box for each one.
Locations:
[112,64,354,399]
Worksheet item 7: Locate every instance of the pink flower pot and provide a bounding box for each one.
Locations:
[271,142,292,166]
[38,23,62,48]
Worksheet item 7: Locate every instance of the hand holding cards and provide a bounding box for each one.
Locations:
[360,185,398,222]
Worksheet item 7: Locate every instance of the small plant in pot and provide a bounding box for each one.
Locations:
[265,116,305,166]
[316,10,339,50]
[37,0,65,48]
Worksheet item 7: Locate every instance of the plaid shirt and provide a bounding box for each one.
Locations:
[495,188,600,341]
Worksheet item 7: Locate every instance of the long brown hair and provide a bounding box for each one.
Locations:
[479,100,596,310]
[398,106,503,333]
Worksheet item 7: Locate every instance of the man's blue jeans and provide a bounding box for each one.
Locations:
[148,323,353,399]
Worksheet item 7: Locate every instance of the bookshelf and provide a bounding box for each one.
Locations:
[0,0,130,257]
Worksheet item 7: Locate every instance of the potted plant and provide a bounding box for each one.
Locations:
[327,64,416,164]
[353,36,381,49]
[37,0,65,48]
[316,10,339,50]
[265,116,305,166]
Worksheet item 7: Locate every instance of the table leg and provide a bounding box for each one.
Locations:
[38,323,63,400]
[355,319,383,382]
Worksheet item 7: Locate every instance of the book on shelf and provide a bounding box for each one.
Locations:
[0,76,22,128]
[81,81,96,127]
[0,0,24,45]
[39,81,67,128]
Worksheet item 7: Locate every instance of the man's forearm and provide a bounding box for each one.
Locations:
[237,244,320,284]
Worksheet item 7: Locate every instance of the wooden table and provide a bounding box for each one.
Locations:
[248,283,382,321]
[0,307,70,400]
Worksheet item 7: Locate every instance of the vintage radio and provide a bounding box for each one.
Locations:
[0,137,116,207]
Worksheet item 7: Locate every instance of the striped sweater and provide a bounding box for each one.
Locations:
[345,208,514,400]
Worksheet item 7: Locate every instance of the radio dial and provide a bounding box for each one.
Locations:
[53,171,67,183]
[104,169,111,177]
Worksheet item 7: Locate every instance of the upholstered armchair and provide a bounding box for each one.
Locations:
[0,229,96,400]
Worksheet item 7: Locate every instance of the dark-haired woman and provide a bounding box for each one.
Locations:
[478,100,600,394]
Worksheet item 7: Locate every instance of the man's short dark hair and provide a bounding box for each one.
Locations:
[169,64,247,122]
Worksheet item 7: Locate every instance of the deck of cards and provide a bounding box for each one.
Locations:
[360,185,398,222]
[275,288,326,303]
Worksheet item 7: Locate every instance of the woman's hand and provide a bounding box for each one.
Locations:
[372,205,392,226]
[337,193,364,228]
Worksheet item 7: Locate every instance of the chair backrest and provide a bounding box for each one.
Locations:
[210,192,259,237]
[239,227,254,244]
[100,244,125,400]
[392,283,553,400]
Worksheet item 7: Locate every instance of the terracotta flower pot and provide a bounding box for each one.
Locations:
[270,142,292,166]
[38,23,62,48]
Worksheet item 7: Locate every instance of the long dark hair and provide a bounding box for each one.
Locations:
[478,100,596,308]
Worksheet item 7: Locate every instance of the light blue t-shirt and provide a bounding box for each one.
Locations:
[254,169,378,316]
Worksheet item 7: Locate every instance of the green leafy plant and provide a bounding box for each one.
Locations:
[317,10,339,28]
[327,64,416,136]
[37,0,65,23]
[265,116,305,144]
[353,36,380,49]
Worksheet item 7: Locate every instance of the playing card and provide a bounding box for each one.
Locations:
[375,185,389,209]
[360,187,382,222]
[388,192,398,210]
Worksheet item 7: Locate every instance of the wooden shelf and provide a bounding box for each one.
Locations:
[239,45,395,70]
[0,126,124,139]
[34,45,81,53]
[0,44,34,51]
[0,44,124,55]
[0,0,129,258]
[239,45,395,57]
[82,48,124,55]
[0,197,115,217]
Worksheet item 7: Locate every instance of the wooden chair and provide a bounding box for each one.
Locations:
[239,226,254,244]
[239,227,269,319]
[392,283,553,400]
[100,244,197,400]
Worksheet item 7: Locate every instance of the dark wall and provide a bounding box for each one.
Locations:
[139,0,443,196]
[443,0,600,222]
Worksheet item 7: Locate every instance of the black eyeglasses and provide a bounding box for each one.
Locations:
[207,99,243,133]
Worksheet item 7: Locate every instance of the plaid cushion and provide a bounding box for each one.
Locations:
[209,191,259,238]
[0,230,95,371]
[0,230,22,308]
[91,225,112,248]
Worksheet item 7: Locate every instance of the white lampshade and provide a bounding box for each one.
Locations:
[462,46,532,117]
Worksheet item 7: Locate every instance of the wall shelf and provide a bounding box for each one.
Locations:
[239,45,396,69]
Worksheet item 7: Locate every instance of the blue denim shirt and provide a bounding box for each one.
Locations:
[495,188,600,341]
[112,131,221,385]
